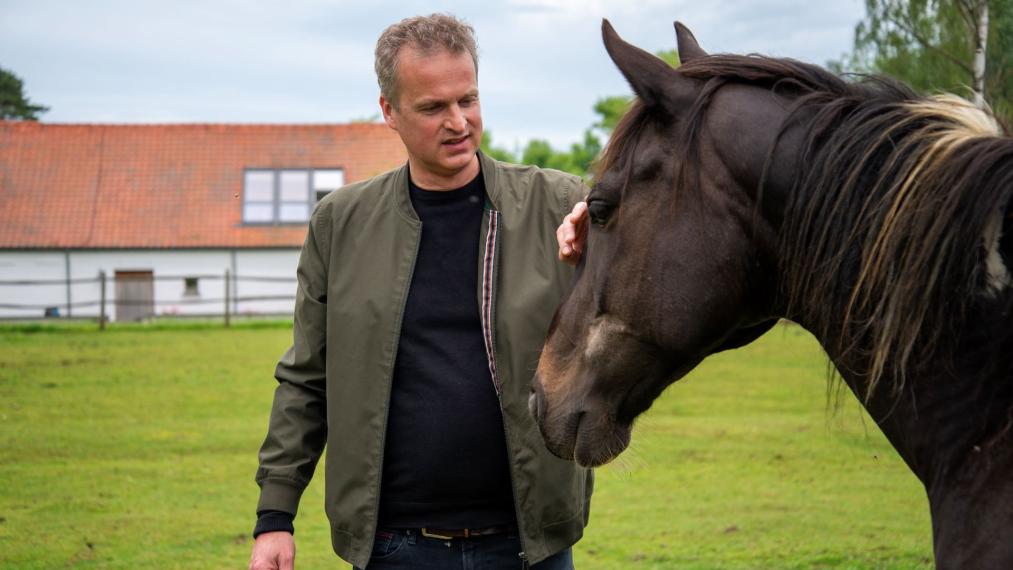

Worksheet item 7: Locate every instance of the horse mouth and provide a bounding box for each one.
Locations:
[572,411,632,468]
[533,387,634,468]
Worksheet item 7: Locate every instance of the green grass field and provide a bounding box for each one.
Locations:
[0,321,933,569]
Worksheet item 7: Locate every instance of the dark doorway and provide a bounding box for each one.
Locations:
[115,270,155,322]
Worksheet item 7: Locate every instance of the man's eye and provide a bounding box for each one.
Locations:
[587,200,614,226]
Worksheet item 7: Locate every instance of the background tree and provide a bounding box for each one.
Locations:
[0,66,48,120]
[841,0,1012,124]
[518,129,602,177]
[480,131,518,163]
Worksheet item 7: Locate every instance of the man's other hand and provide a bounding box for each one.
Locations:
[249,532,295,570]
[557,201,588,265]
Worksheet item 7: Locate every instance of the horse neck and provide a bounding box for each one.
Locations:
[829,335,1013,568]
[755,89,1013,486]
[810,318,1013,489]
[740,75,1013,567]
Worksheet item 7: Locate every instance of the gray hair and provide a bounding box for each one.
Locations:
[375,13,479,108]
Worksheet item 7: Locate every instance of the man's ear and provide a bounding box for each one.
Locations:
[380,95,397,130]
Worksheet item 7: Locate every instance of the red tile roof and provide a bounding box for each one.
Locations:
[0,122,407,249]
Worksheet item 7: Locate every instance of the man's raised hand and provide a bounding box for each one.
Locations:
[557,201,588,265]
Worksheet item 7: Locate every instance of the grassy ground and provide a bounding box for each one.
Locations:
[0,322,933,569]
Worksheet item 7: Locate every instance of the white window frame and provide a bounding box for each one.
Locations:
[242,168,345,224]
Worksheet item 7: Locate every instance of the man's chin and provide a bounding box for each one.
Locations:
[437,150,479,173]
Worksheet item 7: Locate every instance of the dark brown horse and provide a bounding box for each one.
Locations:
[531,20,1013,568]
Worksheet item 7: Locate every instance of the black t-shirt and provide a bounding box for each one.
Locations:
[377,168,516,528]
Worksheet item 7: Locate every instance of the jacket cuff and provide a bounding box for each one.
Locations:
[253,510,295,539]
[256,479,305,515]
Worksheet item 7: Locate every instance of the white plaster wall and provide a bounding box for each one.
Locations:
[235,250,300,316]
[0,252,69,318]
[70,250,230,320]
[0,249,300,320]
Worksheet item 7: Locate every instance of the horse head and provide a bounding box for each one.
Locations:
[531,21,795,467]
[533,18,1013,568]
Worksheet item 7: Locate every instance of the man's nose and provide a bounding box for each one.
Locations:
[444,105,467,132]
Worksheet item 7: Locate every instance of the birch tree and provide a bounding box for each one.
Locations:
[844,0,1012,123]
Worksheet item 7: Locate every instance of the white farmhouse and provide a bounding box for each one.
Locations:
[0,122,406,321]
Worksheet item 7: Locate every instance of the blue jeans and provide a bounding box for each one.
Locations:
[355,529,574,569]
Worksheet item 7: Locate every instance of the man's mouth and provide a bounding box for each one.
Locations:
[443,134,469,146]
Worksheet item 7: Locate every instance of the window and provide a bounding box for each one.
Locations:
[243,171,274,223]
[279,171,309,222]
[314,170,344,203]
[183,277,200,297]
[243,168,344,224]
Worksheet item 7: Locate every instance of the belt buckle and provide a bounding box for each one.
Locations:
[421,527,458,540]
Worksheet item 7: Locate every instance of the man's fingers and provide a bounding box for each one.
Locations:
[561,216,577,249]
[568,201,588,255]
[557,201,589,263]
[572,200,588,219]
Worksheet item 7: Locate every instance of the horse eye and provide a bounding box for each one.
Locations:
[587,200,614,226]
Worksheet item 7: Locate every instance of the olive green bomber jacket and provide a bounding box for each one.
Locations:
[255,152,593,567]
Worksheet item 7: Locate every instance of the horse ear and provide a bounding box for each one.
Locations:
[602,19,685,112]
[674,22,708,63]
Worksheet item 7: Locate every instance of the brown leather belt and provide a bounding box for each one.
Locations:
[419,524,515,540]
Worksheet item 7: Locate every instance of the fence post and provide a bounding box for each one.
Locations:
[99,271,107,331]
[224,269,231,328]
[65,250,72,319]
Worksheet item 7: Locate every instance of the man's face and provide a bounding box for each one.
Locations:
[380,46,483,188]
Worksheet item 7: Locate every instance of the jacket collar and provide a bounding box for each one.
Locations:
[477,151,502,211]
[393,151,502,222]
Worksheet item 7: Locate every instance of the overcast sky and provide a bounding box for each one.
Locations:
[1,0,866,149]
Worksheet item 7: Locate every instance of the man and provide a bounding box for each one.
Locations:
[249,14,592,570]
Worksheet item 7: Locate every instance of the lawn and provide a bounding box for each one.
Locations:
[0,321,933,569]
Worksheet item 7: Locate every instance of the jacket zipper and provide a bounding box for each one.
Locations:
[481,209,502,393]
[481,209,531,563]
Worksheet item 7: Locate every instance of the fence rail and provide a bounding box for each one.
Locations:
[0,274,297,285]
[0,271,297,329]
